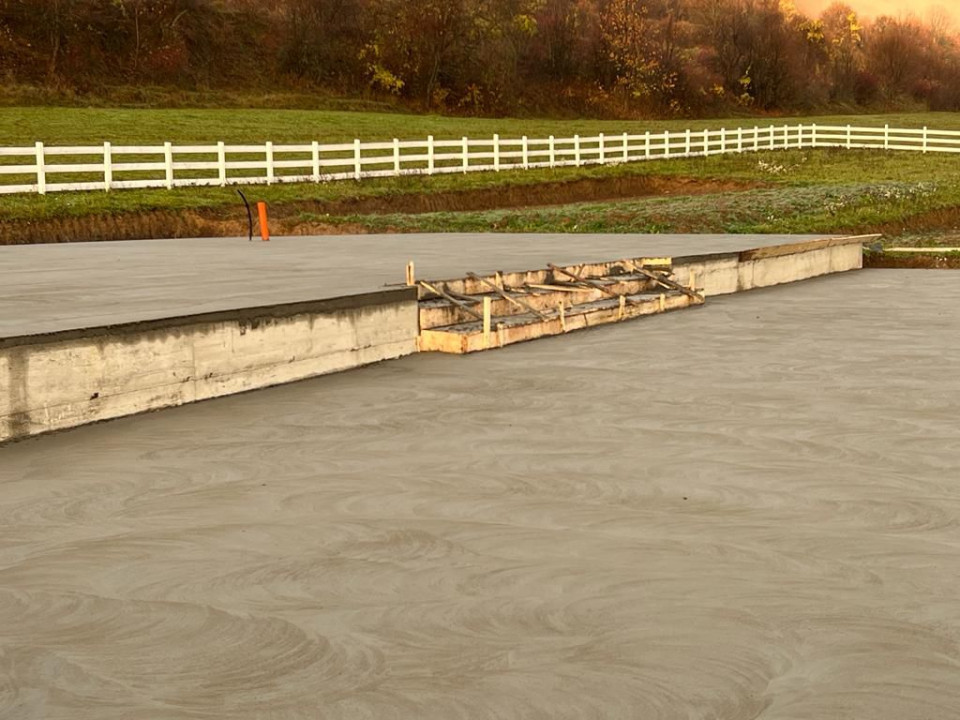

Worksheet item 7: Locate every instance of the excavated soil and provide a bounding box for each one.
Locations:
[0,176,759,245]
[865,252,960,269]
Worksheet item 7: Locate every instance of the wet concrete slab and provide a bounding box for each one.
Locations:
[1,270,959,719]
[0,233,826,337]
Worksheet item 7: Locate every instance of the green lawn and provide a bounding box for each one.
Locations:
[321,177,953,236]
[1,107,958,145]
[1,107,959,242]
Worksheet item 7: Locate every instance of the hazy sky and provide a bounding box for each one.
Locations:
[794,0,956,26]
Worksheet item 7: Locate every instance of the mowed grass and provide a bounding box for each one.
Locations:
[2,107,959,145]
[289,148,960,239]
[325,177,956,237]
[1,107,959,240]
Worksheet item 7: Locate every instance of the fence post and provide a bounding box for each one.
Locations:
[312,141,321,182]
[574,134,581,166]
[351,139,361,180]
[720,127,726,154]
[522,135,529,169]
[164,142,174,189]
[769,125,775,150]
[622,132,629,161]
[753,126,759,152]
[796,124,802,149]
[218,141,227,187]
[783,125,788,150]
[737,127,743,152]
[103,142,112,192]
[845,125,851,150]
[664,131,670,159]
[266,141,275,184]
[644,131,651,159]
[427,135,435,175]
[704,129,710,156]
[811,123,817,149]
[462,136,469,173]
[685,129,691,156]
[923,126,928,153]
[493,134,500,172]
[393,138,401,174]
[549,135,556,168]
[35,142,46,195]
[884,124,889,151]
[598,133,605,164]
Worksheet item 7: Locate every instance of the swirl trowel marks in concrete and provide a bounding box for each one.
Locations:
[1,269,960,719]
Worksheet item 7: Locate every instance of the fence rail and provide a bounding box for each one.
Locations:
[1,123,957,196]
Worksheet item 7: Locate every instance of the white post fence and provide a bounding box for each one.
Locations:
[163,142,173,189]
[103,142,112,191]
[34,142,45,195]
[265,141,275,185]
[1,123,957,196]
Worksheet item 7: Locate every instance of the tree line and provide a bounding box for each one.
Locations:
[1,0,958,116]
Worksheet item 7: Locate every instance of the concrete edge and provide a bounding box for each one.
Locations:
[673,235,874,266]
[0,287,419,350]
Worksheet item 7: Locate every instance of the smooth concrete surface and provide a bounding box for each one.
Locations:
[2,270,960,719]
[1,290,418,443]
[0,233,828,337]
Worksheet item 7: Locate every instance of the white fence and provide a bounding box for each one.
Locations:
[1,123,958,196]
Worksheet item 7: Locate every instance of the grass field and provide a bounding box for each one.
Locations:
[1,107,959,243]
[4,107,959,146]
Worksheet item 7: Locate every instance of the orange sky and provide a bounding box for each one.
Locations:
[794,0,957,26]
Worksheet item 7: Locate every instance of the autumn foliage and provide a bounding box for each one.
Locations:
[1,0,959,116]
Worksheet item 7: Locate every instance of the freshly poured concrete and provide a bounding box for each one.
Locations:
[2,270,960,719]
[1,234,861,443]
[0,233,825,337]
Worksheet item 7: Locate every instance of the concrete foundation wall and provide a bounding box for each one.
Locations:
[1,289,418,444]
[673,238,863,297]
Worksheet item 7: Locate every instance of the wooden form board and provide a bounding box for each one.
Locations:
[419,291,696,354]
[419,274,676,330]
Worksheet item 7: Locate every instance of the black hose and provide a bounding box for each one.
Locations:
[237,189,253,242]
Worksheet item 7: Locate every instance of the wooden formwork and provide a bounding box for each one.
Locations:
[409,257,703,355]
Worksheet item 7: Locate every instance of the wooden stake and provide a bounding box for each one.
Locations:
[659,293,666,311]
[618,294,626,320]
[405,261,415,286]
[558,301,566,332]
[689,269,697,292]
[483,297,492,347]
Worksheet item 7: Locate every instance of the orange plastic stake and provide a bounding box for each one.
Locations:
[257,201,270,241]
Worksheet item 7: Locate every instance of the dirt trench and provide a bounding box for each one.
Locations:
[0,175,761,245]
[864,252,960,269]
